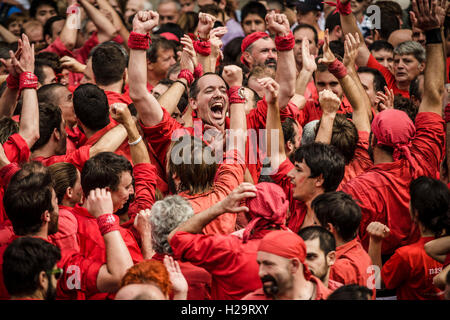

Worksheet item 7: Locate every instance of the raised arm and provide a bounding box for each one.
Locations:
[110,103,150,165]
[96,0,130,48]
[195,13,216,73]
[0,24,18,43]
[222,65,246,135]
[314,89,340,144]
[167,183,256,240]
[424,235,450,263]
[295,38,317,96]
[79,0,117,43]
[366,221,391,287]
[411,0,447,115]
[86,188,134,293]
[88,121,128,158]
[128,11,164,127]
[338,0,371,67]
[267,12,296,108]
[58,0,80,51]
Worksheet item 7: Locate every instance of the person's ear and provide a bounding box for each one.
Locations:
[123,68,128,84]
[42,210,51,223]
[327,222,335,233]
[314,173,324,189]
[335,26,343,40]
[66,186,73,200]
[418,62,425,73]
[38,270,48,290]
[326,250,336,266]
[290,258,301,274]
[189,97,198,110]
[53,128,61,141]
[45,34,52,45]
[286,140,294,154]
[242,51,252,67]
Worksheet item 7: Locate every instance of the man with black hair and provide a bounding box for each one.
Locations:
[240,1,267,36]
[312,191,373,289]
[325,12,343,42]
[29,0,57,26]
[327,284,372,300]
[298,226,341,290]
[2,237,61,300]
[357,66,388,108]
[294,0,323,40]
[43,15,65,47]
[34,59,57,87]
[368,40,394,73]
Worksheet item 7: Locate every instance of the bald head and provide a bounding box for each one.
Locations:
[388,29,412,48]
[115,283,167,300]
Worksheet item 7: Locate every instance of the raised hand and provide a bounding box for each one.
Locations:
[86,188,114,218]
[60,56,86,73]
[375,86,394,112]
[319,89,340,115]
[318,29,336,65]
[366,221,390,243]
[132,10,159,34]
[210,26,227,58]
[222,64,243,88]
[163,255,188,300]
[265,11,290,36]
[410,0,447,31]
[301,37,317,73]
[180,35,196,72]
[110,102,133,125]
[343,32,360,69]
[133,208,151,237]
[197,12,216,39]
[217,182,257,214]
[257,77,279,106]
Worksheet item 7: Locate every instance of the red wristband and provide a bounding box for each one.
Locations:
[324,0,352,15]
[193,40,211,56]
[6,74,19,90]
[193,63,203,79]
[128,32,152,50]
[19,72,38,90]
[328,59,348,79]
[178,69,194,86]
[97,214,120,236]
[445,103,450,123]
[275,32,295,51]
[228,86,245,104]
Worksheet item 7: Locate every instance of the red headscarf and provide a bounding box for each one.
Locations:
[240,31,270,67]
[258,230,312,280]
[371,109,418,170]
[242,182,288,242]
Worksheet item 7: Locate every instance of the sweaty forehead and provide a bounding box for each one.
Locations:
[198,74,227,90]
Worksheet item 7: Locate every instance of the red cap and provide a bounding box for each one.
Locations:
[159,32,179,42]
[240,32,270,67]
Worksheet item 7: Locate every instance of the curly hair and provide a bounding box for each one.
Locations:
[119,260,172,297]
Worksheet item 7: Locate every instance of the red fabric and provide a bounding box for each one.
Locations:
[444,103,450,123]
[105,90,132,106]
[328,59,348,79]
[180,149,245,235]
[2,133,30,164]
[296,98,353,128]
[240,32,269,66]
[6,74,19,89]
[338,131,373,187]
[48,206,80,253]
[341,112,445,255]
[128,32,151,50]
[270,158,308,232]
[367,54,410,98]
[178,69,194,86]
[194,63,204,79]
[19,72,38,90]
[159,32,179,42]
[381,237,444,300]
[259,230,312,280]
[243,183,288,242]
[329,238,373,287]
[152,253,212,300]
[97,214,120,236]
[65,125,85,150]
[193,40,211,56]
[274,32,295,51]
[443,253,450,268]
[242,276,331,300]
[324,0,352,15]
[31,145,91,172]
[42,32,99,64]
[446,56,450,84]
[228,86,246,104]
[170,229,272,300]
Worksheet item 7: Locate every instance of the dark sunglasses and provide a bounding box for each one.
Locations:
[47,267,63,280]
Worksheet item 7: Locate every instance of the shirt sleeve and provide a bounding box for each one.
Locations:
[0,162,20,188]
[169,231,241,274]
[381,249,410,289]
[127,163,158,219]
[40,37,74,58]
[2,133,30,164]
[330,258,360,285]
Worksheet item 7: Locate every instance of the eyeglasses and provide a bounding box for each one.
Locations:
[46,267,63,280]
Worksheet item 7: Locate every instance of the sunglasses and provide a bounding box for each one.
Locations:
[46,267,63,280]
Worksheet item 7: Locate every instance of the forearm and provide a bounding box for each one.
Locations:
[124,119,150,165]
[89,124,127,157]
[198,54,212,73]
[228,102,247,155]
[340,14,370,66]
[424,236,450,263]
[59,11,79,51]
[368,239,384,287]
[315,113,335,144]
[446,125,450,183]
[276,50,296,108]
[80,0,116,41]
[295,70,313,96]
[266,100,286,167]
[0,25,18,43]
[158,80,187,115]
[139,232,155,260]
[0,87,18,118]
[420,43,445,115]
[19,88,39,148]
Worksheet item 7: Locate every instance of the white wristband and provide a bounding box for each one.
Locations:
[128,135,142,146]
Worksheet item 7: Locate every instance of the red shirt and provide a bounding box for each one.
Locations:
[104,90,132,106]
[0,162,21,223]
[270,158,308,233]
[169,230,272,300]
[2,133,30,164]
[152,252,212,300]
[241,276,331,300]
[367,54,409,98]
[341,112,445,255]
[338,131,373,187]
[382,237,444,300]
[180,150,245,235]
[31,145,91,171]
[329,238,373,287]
[42,33,99,64]
[48,206,80,253]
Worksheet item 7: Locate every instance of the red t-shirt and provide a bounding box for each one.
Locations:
[169,230,273,300]
[152,252,212,300]
[382,237,444,300]
[270,158,308,233]
[329,238,374,287]
[180,150,245,235]
[2,133,30,164]
[241,276,331,300]
[367,54,410,98]
[31,145,91,171]
[104,90,132,106]
[41,33,99,64]
[342,112,445,255]
[48,206,80,253]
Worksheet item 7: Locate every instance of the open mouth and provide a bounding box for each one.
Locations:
[210,101,225,119]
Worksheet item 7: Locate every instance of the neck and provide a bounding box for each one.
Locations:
[61,198,75,208]
[418,223,435,238]
[31,143,58,159]
[396,79,411,91]
[334,234,347,247]
[27,227,48,240]
[147,71,163,87]
[373,148,394,165]
[11,291,44,300]
[278,275,314,300]
[98,81,123,94]
[80,125,96,139]
[321,270,330,288]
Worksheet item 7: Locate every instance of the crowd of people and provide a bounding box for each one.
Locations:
[0,0,449,301]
